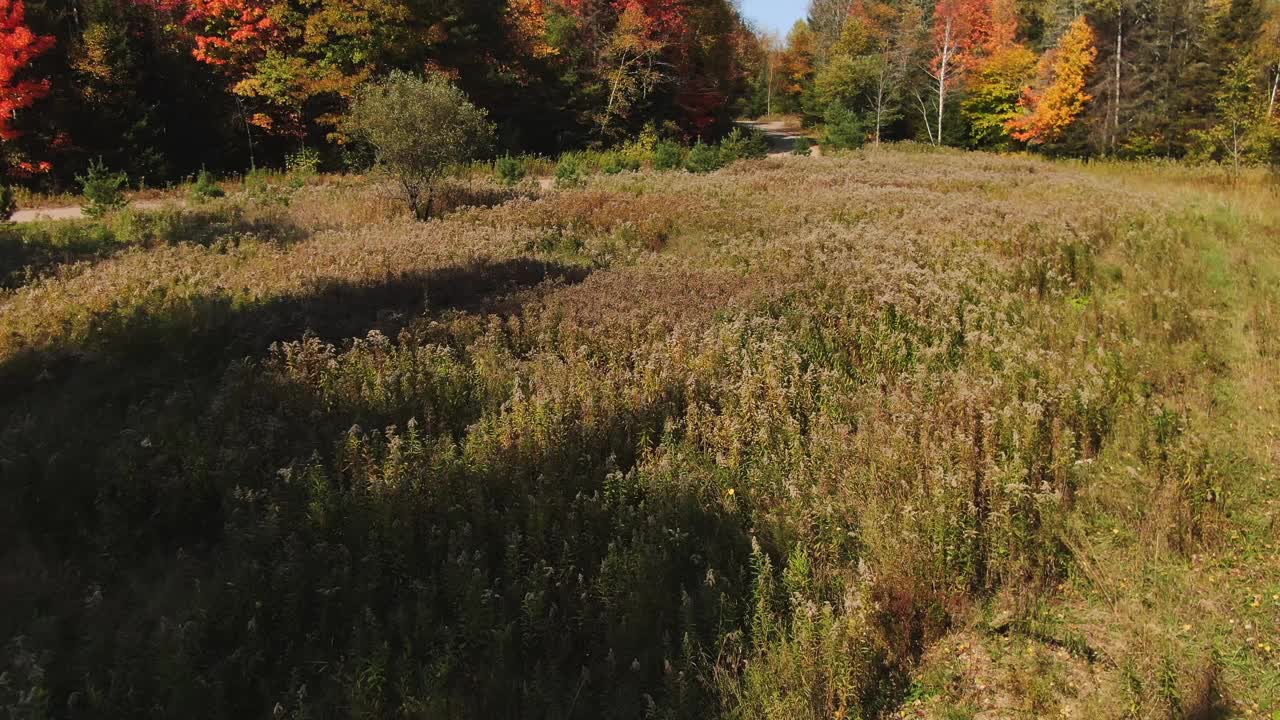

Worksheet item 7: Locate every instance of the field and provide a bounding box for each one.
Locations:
[2,149,1278,718]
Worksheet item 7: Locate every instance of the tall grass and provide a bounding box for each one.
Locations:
[1,150,1276,718]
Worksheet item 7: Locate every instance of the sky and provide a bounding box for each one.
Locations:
[738,0,808,36]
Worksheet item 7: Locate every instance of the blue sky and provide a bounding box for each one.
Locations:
[738,0,808,35]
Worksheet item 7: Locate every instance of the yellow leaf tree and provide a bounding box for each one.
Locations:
[1007,16,1098,145]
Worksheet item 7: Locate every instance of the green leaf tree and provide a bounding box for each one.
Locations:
[344,72,494,219]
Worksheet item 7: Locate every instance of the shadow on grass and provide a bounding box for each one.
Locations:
[0,251,765,719]
[0,206,307,290]
[0,256,588,399]
[0,255,588,559]
[431,181,536,216]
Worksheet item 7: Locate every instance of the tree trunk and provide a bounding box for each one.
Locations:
[936,18,952,146]
[767,56,773,117]
[1270,64,1278,120]
[602,52,634,135]
[234,96,257,172]
[1112,10,1123,152]
[873,67,887,145]
[914,91,937,145]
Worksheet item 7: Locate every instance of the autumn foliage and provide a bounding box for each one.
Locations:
[0,0,54,141]
[1007,16,1098,144]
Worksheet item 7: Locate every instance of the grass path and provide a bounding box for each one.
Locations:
[896,179,1280,718]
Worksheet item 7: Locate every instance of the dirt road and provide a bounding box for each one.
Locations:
[12,200,170,224]
[738,120,820,157]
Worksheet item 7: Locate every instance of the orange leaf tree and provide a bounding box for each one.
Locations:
[182,0,416,139]
[1007,16,1098,145]
[960,0,1036,148]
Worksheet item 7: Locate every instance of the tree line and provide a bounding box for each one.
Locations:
[0,0,757,188]
[3,0,1277,191]
[750,0,1280,161]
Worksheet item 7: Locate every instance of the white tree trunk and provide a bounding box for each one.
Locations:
[873,66,887,145]
[766,54,773,117]
[1270,64,1278,120]
[914,91,937,145]
[936,17,952,146]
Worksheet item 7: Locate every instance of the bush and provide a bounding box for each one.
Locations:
[684,141,724,174]
[243,169,293,208]
[285,147,322,189]
[653,141,686,171]
[77,158,128,219]
[600,151,640,175]
[618,127,658,168]
[345,72,495,219]
[719,127,770,164]
[0,186,14,222]
[189,169,226,203]
[286,147,322,176]
[555,153,585,188]
[822,103,869,151]
[792,137,814,156]
[496,155,527,187]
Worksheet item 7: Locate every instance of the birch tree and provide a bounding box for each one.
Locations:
[916,0,990,145]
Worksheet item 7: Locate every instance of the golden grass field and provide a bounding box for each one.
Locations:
[2,149,1278,718]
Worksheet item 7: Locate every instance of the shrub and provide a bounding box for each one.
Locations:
[600,152,624,175]
[555,153,585,188]
[653,140,686,171]
[345,72,495,219]
[792,137,814,156]
[286,147,321,175]
[77,158,128,218]
[496,155,527,187]
[822,103,869,151]
[720,127,770,164]
[189,169,226,203]
[0,186,14,222]
[618,126,659,168]
[285,147,322,189]
[685,141,724,173]
[600,151,640,175]
[243,169,293,208]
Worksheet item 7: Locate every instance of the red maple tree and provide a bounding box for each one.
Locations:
[0,0,55,141]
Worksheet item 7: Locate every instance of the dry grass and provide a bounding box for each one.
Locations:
[1,150,1276,719]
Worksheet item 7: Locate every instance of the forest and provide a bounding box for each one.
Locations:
[1,0,1278,191]
[758,0,1280,160]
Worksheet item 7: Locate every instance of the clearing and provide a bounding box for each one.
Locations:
[1,149,1277,719]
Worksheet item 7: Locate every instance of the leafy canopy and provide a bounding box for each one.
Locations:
[344,71,494,218]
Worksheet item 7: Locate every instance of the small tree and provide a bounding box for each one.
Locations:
[822,102,870,150]
[495,155,526,187]
[77,159,128,218]
[652,140,686,170]
[684,141,724,173]
[189,168,225,203]
[0,186,15,222]
[345,72,494,219]
[1213,58,1263,176]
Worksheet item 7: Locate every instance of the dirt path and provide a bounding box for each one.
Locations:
[12,199,170,224]
[738,120,821,157]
